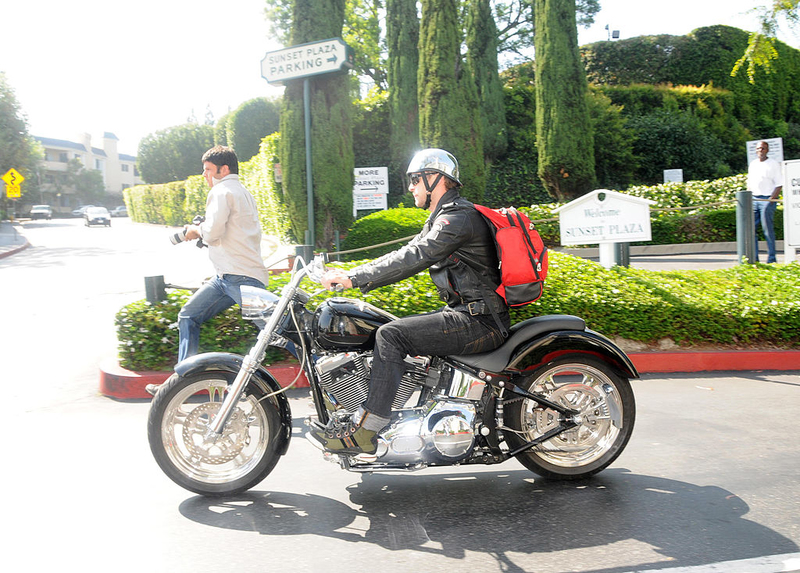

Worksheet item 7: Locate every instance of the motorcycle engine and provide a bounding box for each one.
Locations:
[314,352,433,412]
[314,354,481,465]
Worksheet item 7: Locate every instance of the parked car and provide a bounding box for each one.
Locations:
[110,205,128,217]
[30,205,53,220]
[84,207,111,227]
[72,205,94,217]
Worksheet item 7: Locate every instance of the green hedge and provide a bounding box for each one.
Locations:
[124,133,290,238]
[116,252,800,370]
[341,207,429,260]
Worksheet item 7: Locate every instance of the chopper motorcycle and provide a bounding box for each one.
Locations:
[147,255,637,497]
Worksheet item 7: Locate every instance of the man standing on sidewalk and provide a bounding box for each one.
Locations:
[748,140,783,263]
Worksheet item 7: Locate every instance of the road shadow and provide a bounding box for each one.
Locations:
[179,468,798,572]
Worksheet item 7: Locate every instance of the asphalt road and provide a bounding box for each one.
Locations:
[2,218,799,573]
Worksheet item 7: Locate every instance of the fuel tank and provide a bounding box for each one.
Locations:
[313,297,397,351]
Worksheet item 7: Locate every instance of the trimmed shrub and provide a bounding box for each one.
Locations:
[341,207,429,260]
[116,252,800,370]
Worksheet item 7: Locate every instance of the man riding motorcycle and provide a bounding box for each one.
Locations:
[312,148,509,454]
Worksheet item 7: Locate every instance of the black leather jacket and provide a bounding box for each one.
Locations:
[349,189,509,325]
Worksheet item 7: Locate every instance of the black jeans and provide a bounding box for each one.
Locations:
[363,306,507,418]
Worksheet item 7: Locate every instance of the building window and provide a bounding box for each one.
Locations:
[95,159,102,170]
[122,164,129,172]
[59,152,68,162]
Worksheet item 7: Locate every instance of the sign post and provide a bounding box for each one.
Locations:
[261,38,354,250]
[554,189,655,268]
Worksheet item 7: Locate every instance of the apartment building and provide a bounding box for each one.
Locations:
[34,132,142,212]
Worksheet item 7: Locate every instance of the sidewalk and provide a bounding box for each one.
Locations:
[0,220,29,259]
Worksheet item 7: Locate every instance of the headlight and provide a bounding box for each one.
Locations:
[241,285,279,320]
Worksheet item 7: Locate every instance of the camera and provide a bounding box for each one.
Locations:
[169,216,207,247]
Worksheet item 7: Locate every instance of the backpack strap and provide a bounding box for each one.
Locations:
[448,255,508,338]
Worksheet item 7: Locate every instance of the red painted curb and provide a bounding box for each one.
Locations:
[99,358,308,400]
[629,350,800,373]
[0,240,29,259]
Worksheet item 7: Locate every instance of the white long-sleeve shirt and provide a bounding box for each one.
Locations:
[199,174,269,285]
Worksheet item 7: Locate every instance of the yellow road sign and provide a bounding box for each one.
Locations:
[2,168,24,186]
[6,184,21,198]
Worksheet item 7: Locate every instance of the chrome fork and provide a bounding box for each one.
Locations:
[206,259,311,440]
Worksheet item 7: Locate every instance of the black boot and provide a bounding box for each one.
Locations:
[310,414,378,455]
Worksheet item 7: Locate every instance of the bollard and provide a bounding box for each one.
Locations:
[295,244,314,264]
[736,190,756,264]
[615,242,630,267]
[145,275,166,303]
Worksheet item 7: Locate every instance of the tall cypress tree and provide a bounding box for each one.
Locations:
[534,0,596,201]
[386,0,420,193]
[418,0,485,202]
[466,0,507,163]
[279,0,354,247]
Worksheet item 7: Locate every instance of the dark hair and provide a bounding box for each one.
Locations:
[202,145,239,174]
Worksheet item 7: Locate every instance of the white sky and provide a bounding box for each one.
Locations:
[1,0,798,157]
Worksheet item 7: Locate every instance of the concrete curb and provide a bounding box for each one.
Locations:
[99,350,800,400]
[0,238,29,259]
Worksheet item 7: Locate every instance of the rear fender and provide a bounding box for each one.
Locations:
[174,352,292,455]
[508,329,639,379]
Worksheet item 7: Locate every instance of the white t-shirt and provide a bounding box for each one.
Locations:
[200,174,269,285]
[747,157,783,197]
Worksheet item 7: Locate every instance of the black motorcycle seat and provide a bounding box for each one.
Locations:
[449,314,586,372]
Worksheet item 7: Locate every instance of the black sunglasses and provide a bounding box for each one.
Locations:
[409,173,428,186]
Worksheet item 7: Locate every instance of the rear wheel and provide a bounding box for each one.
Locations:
[504,356,635,479]
[147,371,283,496]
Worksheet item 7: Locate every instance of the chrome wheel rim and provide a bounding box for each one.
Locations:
[520,363,623,468]
[161,377,271,485]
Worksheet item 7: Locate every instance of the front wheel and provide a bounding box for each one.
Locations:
[504,356,635,479]
[147,370,283,496]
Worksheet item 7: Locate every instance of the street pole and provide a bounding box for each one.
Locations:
[303,77,315,249]
[736,190,756,264]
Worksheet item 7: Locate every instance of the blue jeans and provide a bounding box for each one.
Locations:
[363,307,507,418]
[754,196,778,263]
[178,274,266,362]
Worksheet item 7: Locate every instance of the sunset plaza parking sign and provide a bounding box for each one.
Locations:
[261,38,354,85]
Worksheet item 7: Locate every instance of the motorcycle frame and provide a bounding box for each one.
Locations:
[201,255,638,466]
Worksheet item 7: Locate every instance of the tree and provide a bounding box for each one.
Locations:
[466,0,508,162]
[534,0,596,201]
[418,0,486,201]
[344,0,386,90]
[137,124,215,184]
[279,0,354,247]
[264,0,601,87]
[386,0,420,193]
[494,0,599,61]
[65,158,106,205]
[219,97,280,163]
[0,72,42,203]
[733,0,799,81]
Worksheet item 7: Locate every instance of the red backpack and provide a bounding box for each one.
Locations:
[473,204,549,307]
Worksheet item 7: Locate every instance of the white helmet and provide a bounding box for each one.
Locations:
[406,148,461,186]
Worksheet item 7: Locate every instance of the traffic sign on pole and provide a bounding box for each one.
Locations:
[261,38,354,85]
[2,168,24,187]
